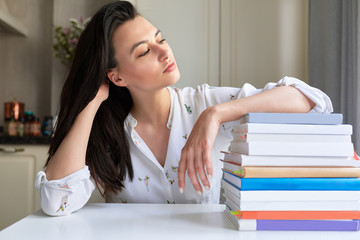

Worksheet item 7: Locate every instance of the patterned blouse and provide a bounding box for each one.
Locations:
[35,76,333,216]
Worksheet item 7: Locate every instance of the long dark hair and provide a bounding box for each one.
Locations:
[46,1,138,195]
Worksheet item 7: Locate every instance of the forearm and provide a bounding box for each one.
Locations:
[45,99,102,180]
[213,85,315,124]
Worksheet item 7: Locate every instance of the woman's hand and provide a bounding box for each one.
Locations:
[93,81,109,104]
[178,106,221,195]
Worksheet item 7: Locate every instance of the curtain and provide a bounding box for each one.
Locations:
[308,0,360,152]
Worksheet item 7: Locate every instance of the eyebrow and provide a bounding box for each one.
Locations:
[130,29,162,55]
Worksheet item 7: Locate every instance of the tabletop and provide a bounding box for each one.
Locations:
[1,203,360,240]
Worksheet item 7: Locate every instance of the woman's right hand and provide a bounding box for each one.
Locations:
[94,81,109,104]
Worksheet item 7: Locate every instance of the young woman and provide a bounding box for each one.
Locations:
[36,1,333,216]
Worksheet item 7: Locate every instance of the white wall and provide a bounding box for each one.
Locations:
[220,0,308,88]
[132,0,308,90]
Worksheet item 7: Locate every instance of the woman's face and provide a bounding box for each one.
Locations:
[109,16,180,93]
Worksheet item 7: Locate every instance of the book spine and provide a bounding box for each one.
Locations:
[227,197,360,211]
[225,208,360,231]
[227,167,360,178]
[232,190,360,201]
[222,173,360,190]
[231,210,360,220]
[239,113,343,125]
[234,123,353,135]
[223,158,360,167]
[221,152,360,167]
[229,141,354,157]
[253,219,360,231]
[232,133,351,143]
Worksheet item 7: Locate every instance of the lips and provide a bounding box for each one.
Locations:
[163,61,176,73]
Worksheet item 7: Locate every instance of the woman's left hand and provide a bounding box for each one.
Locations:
[178,106,221,195]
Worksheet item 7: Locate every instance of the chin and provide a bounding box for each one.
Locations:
[172,71,181,84]
[165,71,180,87]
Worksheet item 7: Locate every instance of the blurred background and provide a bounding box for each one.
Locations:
[0,0,309,128]
[0,0,359,230]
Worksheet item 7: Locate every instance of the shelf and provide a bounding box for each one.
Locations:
[0,136,51,145]
[0,0,27,36]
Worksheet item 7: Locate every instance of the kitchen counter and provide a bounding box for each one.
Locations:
[0,136,51,145]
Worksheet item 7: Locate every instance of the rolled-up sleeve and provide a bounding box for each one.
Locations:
[35,166,95,216]
[266,76,333,114]
[201,76,333,138]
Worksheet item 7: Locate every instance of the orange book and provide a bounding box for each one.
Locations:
[230,211,360,220]
[223,167,360,178]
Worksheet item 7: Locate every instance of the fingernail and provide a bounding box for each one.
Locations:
[179,188,184,194]
[197,190,202,196]
[208,174,212,179]
[205,186,210,191]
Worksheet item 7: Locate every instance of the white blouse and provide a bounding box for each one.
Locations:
[35,77,333,216]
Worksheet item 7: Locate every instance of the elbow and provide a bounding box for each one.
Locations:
[304,95,316,112]
[40,188,72,216]
[39,183,93,217]
[288,86,316,113]
[35,167,95,216]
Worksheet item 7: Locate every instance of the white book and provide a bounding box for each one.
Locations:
[233,123,353,135]
[222,178,360,202]
[232,133,352,143]
[222,187,360,202]
[239,113,343,125]
[229,141,354,157]
[221,154,360,167]
[224,194,360,211]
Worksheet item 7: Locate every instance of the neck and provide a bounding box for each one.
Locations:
[130,88,171,126]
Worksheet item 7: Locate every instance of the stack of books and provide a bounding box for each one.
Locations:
[221,112,360,231]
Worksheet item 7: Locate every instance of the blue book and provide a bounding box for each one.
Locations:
[239,112,343,125]
[222,171,360,190]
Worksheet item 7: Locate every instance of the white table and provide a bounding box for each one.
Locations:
[1,203,360,240]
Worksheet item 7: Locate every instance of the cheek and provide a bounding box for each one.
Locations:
[122,59,160,81]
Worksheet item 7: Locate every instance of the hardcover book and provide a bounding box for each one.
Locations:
[239,112,343,125]
[222,187,360,202]
[229,141,354,157]
[229,210,360,220]
[222,173,360,190]
[232,132,351,143]
[224,207,360,231]
[222,166,360,178]
[221,154,360,167]
[233,123,353,135]
[224,194,360,211]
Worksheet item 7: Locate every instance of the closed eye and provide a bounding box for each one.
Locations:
[138,39,166,57]
[139,49,150,57]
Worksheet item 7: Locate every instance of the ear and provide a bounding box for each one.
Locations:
[107,68,127,87]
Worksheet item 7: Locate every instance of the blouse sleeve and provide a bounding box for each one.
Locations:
[201,76,334,138]
[35,166,95,216]
[262,76,333,113]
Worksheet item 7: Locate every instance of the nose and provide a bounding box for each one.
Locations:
[157,44,171,62]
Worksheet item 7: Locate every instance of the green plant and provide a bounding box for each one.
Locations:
[53,17,91,66]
